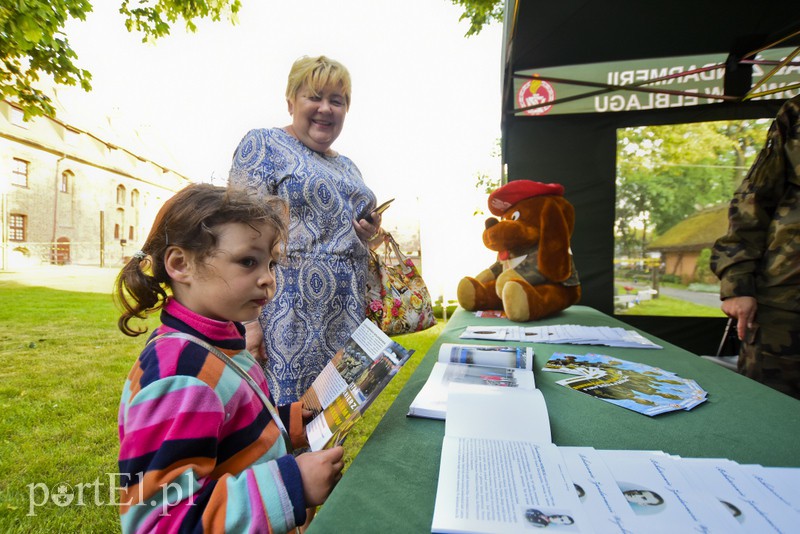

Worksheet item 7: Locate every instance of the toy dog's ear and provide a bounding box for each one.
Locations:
[537,198,574,282]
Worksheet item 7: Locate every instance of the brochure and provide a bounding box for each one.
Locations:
[598,450,743,533]
[303,319,413,451]
[474,310,506,318]
[431,385,594,533]
[460,324,662,349]
[742,465,800,515]
[559,447,641,534]
[544,352,707,416]
[406,343,534,420]
[677,457,799,533]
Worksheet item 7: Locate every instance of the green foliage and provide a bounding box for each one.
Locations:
[0,0,240,120]
[433,302,459,319]
[473,138,502,194]
[449,0,504,36]
[474,171,501,194]
[615,119,771,257]
[694,248,713,283]
[120,0,241,38]
[0,0,93,119]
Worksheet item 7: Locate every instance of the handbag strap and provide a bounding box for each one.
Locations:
[381,232,413,274]
[150,331,294,454]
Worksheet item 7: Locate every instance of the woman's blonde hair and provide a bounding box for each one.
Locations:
[286,55,352,109]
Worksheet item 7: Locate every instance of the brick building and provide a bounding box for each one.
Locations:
[0,100,193,269]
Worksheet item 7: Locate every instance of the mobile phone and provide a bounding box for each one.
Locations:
[364,198,394,223]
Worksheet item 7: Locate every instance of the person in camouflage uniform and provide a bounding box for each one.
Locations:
[711,94,800,399]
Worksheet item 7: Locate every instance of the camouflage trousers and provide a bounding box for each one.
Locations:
[739,305,800,399]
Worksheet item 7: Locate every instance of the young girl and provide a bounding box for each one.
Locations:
[115,183,343,533]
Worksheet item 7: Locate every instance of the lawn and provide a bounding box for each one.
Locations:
[617,294,725,317]
[0,279,443,532]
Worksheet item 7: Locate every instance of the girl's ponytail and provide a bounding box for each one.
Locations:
[115,253,168,336]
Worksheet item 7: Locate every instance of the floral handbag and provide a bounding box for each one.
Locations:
[366,233,436,336]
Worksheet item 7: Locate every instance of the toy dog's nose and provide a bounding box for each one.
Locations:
[485,218,499,230]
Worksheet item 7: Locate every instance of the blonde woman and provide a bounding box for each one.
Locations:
[229,55,384,404]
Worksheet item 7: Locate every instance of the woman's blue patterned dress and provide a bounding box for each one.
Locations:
[230,127,376,403]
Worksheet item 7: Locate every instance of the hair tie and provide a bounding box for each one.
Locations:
[133,250,147,261]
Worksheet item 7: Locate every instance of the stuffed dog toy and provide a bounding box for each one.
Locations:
[457,180,581,322]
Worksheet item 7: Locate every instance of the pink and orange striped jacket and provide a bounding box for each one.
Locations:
[118,298,308,533]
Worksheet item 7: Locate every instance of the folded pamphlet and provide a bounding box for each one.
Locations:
[303,319,413,450]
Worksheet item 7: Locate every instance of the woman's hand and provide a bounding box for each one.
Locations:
[296,446,345,507]
[243,320,267,364]
[353,211,383,245]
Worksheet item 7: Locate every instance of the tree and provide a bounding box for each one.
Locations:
[615,119,770,257]
[472,137,503,215]
[0,0,241,120]
[473,137,503,193]
[449,0,504,36]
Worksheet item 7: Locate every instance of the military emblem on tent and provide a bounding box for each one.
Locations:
[517,78,555,116]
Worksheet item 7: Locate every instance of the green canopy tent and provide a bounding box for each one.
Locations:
[500,0,800,354]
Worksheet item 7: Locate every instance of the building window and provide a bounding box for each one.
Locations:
[130,189,139,208]
[116,208,125,241]
[116,184,126,205]
[9,214,26,241]
[60,170,73,193]
[129,226,135,240]
[11,158,29,187]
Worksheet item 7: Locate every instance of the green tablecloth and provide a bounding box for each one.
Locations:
[308,306,800,533]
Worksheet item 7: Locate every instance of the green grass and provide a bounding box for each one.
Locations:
[0,280,443,532]
[617,294,725,317]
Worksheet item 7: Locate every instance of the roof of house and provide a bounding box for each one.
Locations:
[647,205,730,252]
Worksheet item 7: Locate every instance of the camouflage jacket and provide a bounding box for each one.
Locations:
[711,95,800,312]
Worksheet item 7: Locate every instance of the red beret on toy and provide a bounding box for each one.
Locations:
[488,181,565,216]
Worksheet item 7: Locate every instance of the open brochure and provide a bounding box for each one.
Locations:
[431,385,594,533]
[426,380,800,533]
[407,343,534,420]
[302,319,413,451]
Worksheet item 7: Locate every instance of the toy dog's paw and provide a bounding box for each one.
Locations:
[501,280,531,322]
[495,268,524,298]
[458,277,502,311]
[457,277,479,310]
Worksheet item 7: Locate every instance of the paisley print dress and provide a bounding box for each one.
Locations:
[230,127,376,403]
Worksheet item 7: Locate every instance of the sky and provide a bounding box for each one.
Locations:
[57,0,503,299]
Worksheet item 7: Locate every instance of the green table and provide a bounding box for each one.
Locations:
[308,306,800,533]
